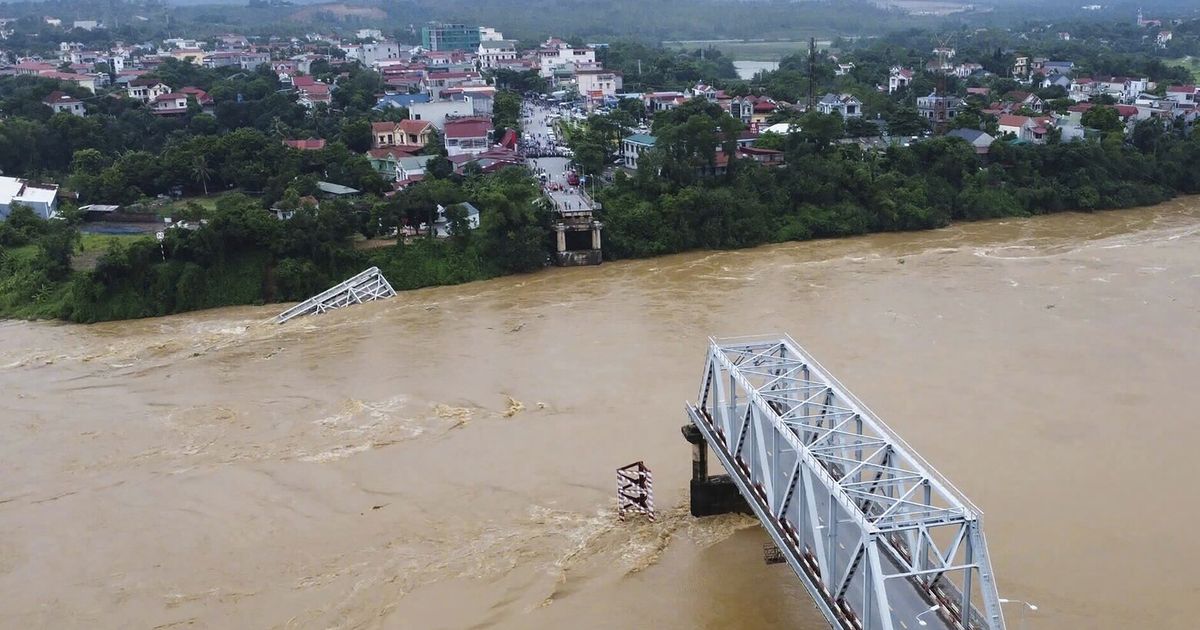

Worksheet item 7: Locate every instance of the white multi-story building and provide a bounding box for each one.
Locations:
[575,67,622,100]
[127,79,172,103]
[477,40,518,69]
[816,93,863,118]
[621,134,656,170]
[888,66,914,93]
[408,100,474,131]
[538,45,595,79]
[42,91,85,116]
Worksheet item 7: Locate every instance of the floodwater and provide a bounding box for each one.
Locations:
[733,60,780,80]
[4,197,1200,629]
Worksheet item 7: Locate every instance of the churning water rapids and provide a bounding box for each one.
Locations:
[4,197,1200,629]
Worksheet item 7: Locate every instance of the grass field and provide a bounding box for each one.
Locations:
[165,194,222,216]
[79,232,151,251]
[662,39,831,62]
[73,233,154,272]
[1167,57,1200,82]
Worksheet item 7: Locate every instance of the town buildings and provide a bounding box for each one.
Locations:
[621,134,657,170]
[127,78,172,103]
[889,67,914,93]
[817,93,863,118]
[443,117,493,157]
[537,40,596,79]
[477,40,518,69]
[371,120,435,149]
[0,176,58,220]
[422,24,497,52]
[42,91,85,116]
[150,92,191,116]
[575,66,623,101]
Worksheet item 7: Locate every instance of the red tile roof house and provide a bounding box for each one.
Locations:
[11,61,56,76]
[179,86,214,113]
[1071,102,1138,120]
[443,117,493,157]
[1165,85,1197,105]
[997,114,1053,143]
[150,92,190,116]
[297,82,332,108]
[370,119,434,149]
[42,91,85,116]
[179,86,212,106]
[283,138,327,150]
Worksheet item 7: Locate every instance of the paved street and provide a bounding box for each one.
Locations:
[522,100,594,213]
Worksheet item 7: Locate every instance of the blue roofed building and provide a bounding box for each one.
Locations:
[374,92,431,111]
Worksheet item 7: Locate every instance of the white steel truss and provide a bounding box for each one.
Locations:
[685,335,1005,630]
[276,267,396,324]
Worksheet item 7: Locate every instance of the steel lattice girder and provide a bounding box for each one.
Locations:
[686,335,1006,630]
[276,266,397,323]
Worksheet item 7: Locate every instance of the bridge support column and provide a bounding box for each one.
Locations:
[554,225,566,253]
[682,424,751,517]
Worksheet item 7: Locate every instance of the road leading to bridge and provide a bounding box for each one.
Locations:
[522,101,596,214]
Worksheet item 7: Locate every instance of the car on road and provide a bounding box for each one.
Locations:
[566,171,580,186]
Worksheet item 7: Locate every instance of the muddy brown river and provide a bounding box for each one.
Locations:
[3,198,1200,629]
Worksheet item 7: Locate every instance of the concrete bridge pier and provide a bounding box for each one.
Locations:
[682,424,751,517]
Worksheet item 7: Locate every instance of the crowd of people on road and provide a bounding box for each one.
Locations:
[517,99,578,159]
[519,97,601,214]
[519,139,569,159]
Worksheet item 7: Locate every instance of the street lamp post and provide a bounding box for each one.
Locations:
[999,598,1039,630]
[916,605,940,627]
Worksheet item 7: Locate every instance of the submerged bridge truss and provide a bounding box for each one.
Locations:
[276,267,396,324]
[685,335,1005,630]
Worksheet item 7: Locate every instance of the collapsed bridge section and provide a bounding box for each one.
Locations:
[685,335,1006,630]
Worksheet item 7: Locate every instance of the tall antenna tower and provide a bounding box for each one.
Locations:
[932,34,954,134]
[807,37,816,110]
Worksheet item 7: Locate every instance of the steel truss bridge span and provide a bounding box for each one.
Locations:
[276,267,396,324]
[685,336,1005,630]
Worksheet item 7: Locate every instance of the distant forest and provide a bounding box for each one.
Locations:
[0,0,952,43]
[2,0,1198,45]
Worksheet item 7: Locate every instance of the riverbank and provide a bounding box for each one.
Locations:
[4,118,1198,324]
[2,191,1196,325]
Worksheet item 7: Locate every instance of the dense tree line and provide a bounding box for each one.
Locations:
[600,43,739,93]
[0,167,550,322]
[594,99,1200,258]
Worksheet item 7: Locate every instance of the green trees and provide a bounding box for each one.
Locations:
[491,69,547,94]
[474,170,550,272]
[601,43,738,92]
[340,118,373,153]
[650,99,743,185]
[1081,106,1124,133]
[596,110,1197,261]
[492,90,523,134]
[885,108,929,137]
[191,155,212,196]
[563,111,631,177]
